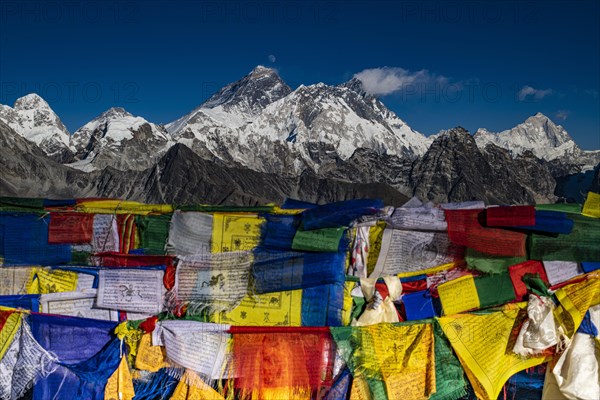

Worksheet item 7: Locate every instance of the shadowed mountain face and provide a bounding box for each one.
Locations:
[0,121,408,206]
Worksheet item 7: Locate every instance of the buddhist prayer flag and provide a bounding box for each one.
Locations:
[0,194,599,400]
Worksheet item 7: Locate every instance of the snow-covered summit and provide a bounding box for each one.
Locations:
[69,107,172,171]
[0,93,73,162]
[165,66,431,175]
[474,113,579,160]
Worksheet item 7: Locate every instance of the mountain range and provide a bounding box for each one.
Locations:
[1,66,598,205]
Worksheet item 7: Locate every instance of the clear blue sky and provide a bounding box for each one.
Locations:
[1,0,598,149]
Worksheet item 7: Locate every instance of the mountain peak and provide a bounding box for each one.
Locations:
[339,77,367,96]
[96,107,133,120]
[474,113,578,160]
[195,66,292,115]
[250,65,276,75]
[14,93,50,111]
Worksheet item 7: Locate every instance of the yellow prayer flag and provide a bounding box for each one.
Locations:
[211,289,302,326]
[582,192,600,218]
[396,261,460,279]
[135,333,168,372]
[349,375,373,400]
[210,214,263,253]
[105,356,135,400]
[438,309,548,400]
[554,273,600,337]
[359,323,436,399]
[437,275,480,315]
[76,200,173,215]
[366,222,386,276]
[342,281,356,326]
[169,371,225,400]
[0,307,22,360]
[27,267,78,295]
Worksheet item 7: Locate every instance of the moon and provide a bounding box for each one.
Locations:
[268,54,276,63]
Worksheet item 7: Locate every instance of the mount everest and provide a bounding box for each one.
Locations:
[1,66,598,205]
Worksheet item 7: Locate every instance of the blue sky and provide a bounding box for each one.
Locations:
[1,0,598,149]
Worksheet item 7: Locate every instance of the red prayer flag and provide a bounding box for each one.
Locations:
[445,209,527,257]
[486,206,535,227]
[48,212,94,244]
[508,260,549,300]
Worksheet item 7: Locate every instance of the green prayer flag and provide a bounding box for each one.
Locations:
[530,213,600,262]
[135,213,172,255]
[465,248,527,274]
[291,226,346,252]
[475,272,516,308]
[430,320,468,400]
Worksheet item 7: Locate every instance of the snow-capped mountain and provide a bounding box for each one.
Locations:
[0,93,74,162]
[69,107,172,171]
[474,113,580,160]
[167,67,431,174]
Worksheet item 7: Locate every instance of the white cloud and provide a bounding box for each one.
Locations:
[517,85,553,101]
[555,109,571,121]
[354,67,448,96]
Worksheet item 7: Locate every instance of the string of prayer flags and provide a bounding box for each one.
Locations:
[230,326,335,400]
[438,307,548,400]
